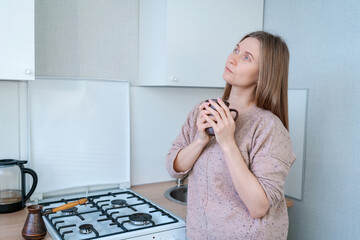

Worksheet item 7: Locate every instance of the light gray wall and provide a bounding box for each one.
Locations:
[264,0,360,239]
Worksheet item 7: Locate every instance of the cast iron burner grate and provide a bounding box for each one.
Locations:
[79,224,98,235]
[61,207,78,215]
[129,213,152,226]
[111,199,127,208]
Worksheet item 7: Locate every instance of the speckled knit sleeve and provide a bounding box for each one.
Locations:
[249,114,296,206]
[166,103,201,179]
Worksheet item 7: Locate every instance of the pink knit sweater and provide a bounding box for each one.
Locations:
[166,103,296,240]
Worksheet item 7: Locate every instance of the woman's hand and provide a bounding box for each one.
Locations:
[173,102,213,172]
[202,98,236,149]
[196,102,213,145]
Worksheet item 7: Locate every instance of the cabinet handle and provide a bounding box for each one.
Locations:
[170,76,178,82]
[25,69,32,75]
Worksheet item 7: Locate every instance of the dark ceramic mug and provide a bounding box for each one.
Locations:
[204,99,239,136]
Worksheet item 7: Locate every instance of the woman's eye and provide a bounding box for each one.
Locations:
[242,55,251,61]
[233,48,239,53]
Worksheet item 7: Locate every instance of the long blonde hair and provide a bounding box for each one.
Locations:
[222,31,290,130]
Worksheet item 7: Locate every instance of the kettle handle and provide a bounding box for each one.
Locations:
[23,168,38,202]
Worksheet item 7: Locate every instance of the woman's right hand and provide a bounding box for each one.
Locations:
[173,102,213,172]
[196,102,213,144]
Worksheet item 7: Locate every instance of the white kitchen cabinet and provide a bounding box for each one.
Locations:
[139,0,263,87]
[0,0,34,80]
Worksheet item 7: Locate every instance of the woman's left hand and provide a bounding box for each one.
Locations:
[202,98,236,149]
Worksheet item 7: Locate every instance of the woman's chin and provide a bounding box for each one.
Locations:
[222,73,232,83]
[223,75,235,86]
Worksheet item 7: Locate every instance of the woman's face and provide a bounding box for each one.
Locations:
[223,37,260,88]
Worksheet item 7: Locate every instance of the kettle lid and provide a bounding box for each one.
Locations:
[0,159,28,167]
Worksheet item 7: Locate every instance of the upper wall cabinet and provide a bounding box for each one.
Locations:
[139,0,263,87]
[0,0,34,81]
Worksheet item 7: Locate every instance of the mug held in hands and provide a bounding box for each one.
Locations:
[204,99,239,136]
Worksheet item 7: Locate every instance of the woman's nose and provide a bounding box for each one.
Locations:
[229,55,237,66]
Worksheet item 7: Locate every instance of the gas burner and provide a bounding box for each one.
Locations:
[61,207,78,215]
[79,224,93,234]
[111,199,127,208]
[129,213,152,226]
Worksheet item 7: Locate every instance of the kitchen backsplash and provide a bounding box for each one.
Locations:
[0,79,307,200]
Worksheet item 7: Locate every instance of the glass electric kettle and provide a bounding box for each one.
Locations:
[0,159,38,213]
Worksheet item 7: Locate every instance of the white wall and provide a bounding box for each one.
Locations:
[130,86,224,184]
[264,0,360,239]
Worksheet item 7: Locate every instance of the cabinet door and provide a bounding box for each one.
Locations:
[0,0,34,80]
[166,0,263,87]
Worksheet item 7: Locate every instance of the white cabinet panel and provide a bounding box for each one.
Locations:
[0,82,20,158]
[0,81,28,159]
[285,89,308,200]
[29,78,130,194]
[139,0,263,87]
[0,0,34,80]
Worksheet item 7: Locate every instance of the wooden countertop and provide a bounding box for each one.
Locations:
[0,181,293,239]
[0,206,53,240]
[132,181,188,220]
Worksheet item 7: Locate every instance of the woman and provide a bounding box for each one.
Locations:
[166,31,296,240]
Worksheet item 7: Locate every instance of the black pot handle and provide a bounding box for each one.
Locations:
[23,168,38,202]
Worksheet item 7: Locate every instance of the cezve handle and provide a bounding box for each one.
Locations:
[51,198,87,213]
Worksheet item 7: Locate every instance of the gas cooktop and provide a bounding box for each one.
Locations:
[38,189,185,240]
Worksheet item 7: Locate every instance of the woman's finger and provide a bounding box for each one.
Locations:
[208,99,228,121]
[197,115,212,133]
[204,106,219,123]
[204,103,222,123]
[198,112,214,126]
[216,98,233,120]
[202,112,217,128]
[199,107,215,122]
[198,101,210,112]
[202,112,222,135]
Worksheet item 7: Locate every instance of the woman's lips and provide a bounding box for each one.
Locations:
[225,66,233,73]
